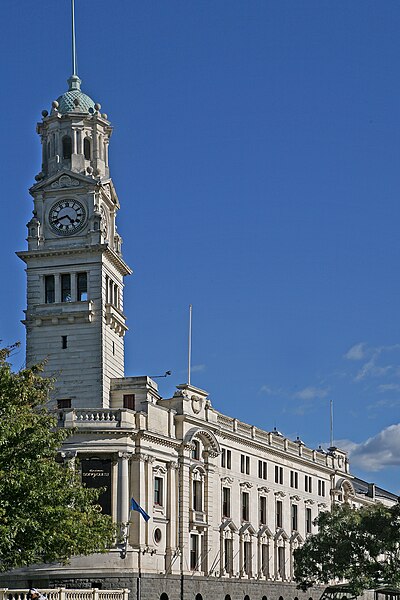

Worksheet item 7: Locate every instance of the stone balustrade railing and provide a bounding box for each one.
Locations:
[0,589,129,600]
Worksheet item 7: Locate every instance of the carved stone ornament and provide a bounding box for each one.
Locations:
[258,486,270,494]
[239,481,253,489]
[51,174,80,189]
[221,476,234,485]
[153,464,168,475]
[290,495,301,502]
[191,395,202,414]
[274,490,286,498]
[304,499,315,505]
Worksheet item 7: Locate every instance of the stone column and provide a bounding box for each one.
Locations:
[178,447,192,573]
[204,454,215,574]
[166,461,179,573]
[111,456,118,522]
[55,274,61,303]
[118,451,131,524]
[130,453,148,548]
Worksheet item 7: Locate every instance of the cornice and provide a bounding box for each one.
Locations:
[16,243,132,276]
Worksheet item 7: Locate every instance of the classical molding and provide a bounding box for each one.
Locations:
[258,486,270,494]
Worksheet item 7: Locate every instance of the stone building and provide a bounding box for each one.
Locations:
[3,61,397,598]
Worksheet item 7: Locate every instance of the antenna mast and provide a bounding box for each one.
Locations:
[71,0,77,75]
[330,399,334,448]
[188,304,193,385]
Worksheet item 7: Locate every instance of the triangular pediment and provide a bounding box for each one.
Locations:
[220,518,238,532]
[30,170,99,194]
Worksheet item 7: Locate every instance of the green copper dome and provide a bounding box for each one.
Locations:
[55,75,96,115]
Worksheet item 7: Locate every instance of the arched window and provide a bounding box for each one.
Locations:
[262,597,268,600]
[244,595,250,600]
[225,596,232,600]
[62,135,72,159]
[98,134,103,159]
[195,595,203,600]
[84,137,91,160]
[160,594,168,600]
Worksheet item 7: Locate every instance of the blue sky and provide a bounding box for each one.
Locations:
[1,0,400,492]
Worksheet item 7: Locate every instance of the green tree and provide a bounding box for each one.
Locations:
[0,345,116,572]
[294,502,400,595]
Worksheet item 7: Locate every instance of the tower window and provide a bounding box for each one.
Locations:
[61,335,68,349]
[84,137,91,160]
[62,135,72,159]
[77,272,87,301]
[44,275,55,303]
[123,394,135,410]
[61,274,71,302]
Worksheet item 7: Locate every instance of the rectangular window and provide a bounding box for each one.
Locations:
[276,500,283,528]
[290,470,298,489]
[278,546,285,578]
[45,275,55,303]
[190,534,198,570]
[244,541,252,576]
[193,480,202,511]
[57,398,71,409]
[192,440,200,460]
[258,460,267,479]
[224,538,233,574]
[242,491,249,521]
[226,449,231,469]
[123,394,135,410]
[291,504,298,531]
[222,487,231,518]
[306,508,312,534]
[241,454,250,474]
[318,479,326,496]
[154,476,163,506]
[259,496,267,525]
[261,543,269,576]
[61,273,71,302]
[77,272,88,301]
[305,475,312,493]
[221,448,226,468]
[275,465,283,485]
[61,335,68,349]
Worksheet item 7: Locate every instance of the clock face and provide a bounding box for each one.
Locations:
[49,199,86,235]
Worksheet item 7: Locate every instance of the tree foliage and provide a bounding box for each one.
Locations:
[0,345,116,572]
[294,502,400,595]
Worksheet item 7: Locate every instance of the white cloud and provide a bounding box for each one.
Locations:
[294,386,329,400]
[344,342,367,361]
[191,364,205,373]
[378,383,400,393]
[259,385,274,395]
[343,424,400,471]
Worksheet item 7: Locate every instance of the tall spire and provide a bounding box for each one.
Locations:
[68,0,81,91]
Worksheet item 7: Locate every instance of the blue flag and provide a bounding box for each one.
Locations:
[130,497,150,522]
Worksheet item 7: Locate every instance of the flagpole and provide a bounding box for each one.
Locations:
[330,399,334,448]
[188,304,192,385]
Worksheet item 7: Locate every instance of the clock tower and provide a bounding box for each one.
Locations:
[17,73,132,409]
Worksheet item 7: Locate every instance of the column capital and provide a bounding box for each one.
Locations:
[118,451,133,461]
